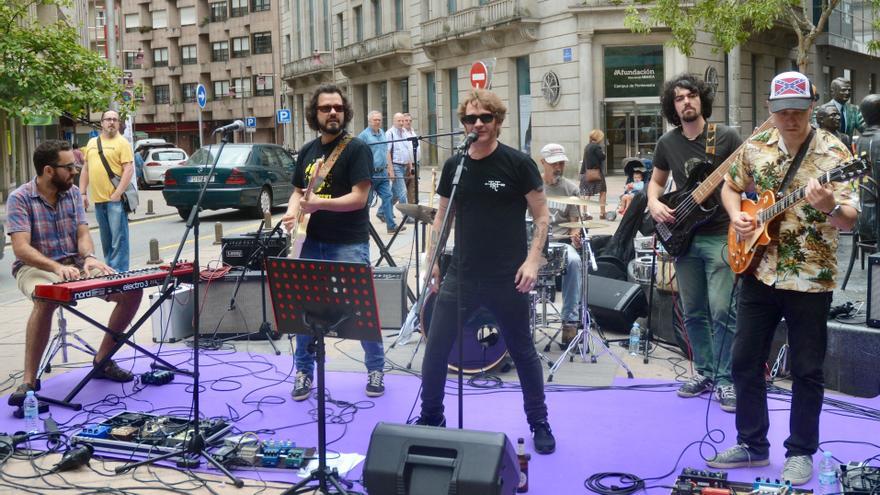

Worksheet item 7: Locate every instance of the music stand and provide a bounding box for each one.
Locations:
[266,257,381,495]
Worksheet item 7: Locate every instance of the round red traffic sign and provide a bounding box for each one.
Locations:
[470,61,489,89]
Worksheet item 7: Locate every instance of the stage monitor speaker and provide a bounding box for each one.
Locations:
[868,253,880,328]
[588,275,648,333]
[198,269,280,339]
[363,422,518,495]
[374,266,408,329]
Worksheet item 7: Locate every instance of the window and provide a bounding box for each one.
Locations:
[252,0,270,12]
[337,13,344,47]
[182,83,198,103]
[124,13,139,32]
[285,34,291,61]
[180,6,196,25]
[354,6,363,42]
[96,9,106,28]
[233,77,252,98]
[232,37,250,57]
[372,0,382,36]
[154,85,170,104]
[151,9,167,29]
[395,0,403,30]
[231,0,248,17]
[252,32,272,54]
[153,47,169,67]
[181,45,197,65]
[447,0,456,15]
[124,51,137,70]
[254,75,273,96]
[212,41,229,61]
[213,80,231,100]
[400,77,409,113]
[323,0,330,50]
[210,2,228,21]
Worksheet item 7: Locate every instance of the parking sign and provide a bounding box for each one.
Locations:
[276,109,291,124]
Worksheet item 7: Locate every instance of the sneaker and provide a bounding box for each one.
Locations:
[677,374,714,398]
[8,383,36,407]
[93,359,134,383]
[376,212,386,221]
[560,323,578,349]
[387,225,406,234]
[782,455,813,486]
[530,421,556,455]
[366,370,385,397]
[706,443,770,469]
[291,372,312,402]
[409,414,446,427]
[716,384,736,413]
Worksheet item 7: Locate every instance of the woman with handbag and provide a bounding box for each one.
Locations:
[580,129,608,219]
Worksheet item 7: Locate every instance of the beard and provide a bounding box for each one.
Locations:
[51,173,73,192]
[319,119,342,135]
[680,109,700,123]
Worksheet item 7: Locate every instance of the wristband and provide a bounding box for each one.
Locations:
[824,204,841,218]
[84,254,96,260]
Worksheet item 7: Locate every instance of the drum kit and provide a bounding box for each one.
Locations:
[628,235,677,293]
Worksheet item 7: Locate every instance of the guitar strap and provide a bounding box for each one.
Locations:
[705,123,717,166]
[775,128,815,199]
[319,134,353,178]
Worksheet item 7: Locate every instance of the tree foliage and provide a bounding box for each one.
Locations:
[0,0,134,120]
[615,0,880,73]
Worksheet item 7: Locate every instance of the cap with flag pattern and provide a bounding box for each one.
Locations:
[769,71,814,113]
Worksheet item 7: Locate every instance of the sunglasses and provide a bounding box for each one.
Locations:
[317,105,345,113]
[461,113,495,125]
[52,163,77,172]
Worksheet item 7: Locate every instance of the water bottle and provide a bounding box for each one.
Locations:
[818,451,837,495]
[516,437,529,493]
[23,391,39,434]
[629,322,641,356]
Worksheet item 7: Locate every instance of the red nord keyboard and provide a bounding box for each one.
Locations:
[34,263,195,303]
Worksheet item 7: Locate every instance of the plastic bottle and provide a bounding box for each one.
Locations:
[629,322,641,356]
[818,451,837,495]
[23,391,39,434]
[516,437,529,493]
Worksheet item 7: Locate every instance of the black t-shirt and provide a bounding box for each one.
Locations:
[293,132,372,243]
[580,143,605,173]
[652,123,743,234]
[438,143,543,282]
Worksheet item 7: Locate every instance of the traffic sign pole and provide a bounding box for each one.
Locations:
[196,84,207,148]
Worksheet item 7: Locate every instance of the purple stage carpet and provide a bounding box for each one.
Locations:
[3,348,879,493]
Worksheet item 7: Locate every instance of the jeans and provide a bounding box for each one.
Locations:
[674,233,737,386]
[293,239,385,377]
[94,201,130,272]
[370,169,397,229]
[733,275,830,458]
[420,272,549,425]
[561,243,582,323]
[391,164,408,205]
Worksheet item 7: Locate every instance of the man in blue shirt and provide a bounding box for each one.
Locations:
[358,111,401,234]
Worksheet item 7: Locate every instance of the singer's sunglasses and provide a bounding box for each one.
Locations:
[460,113,495,125]
[317,105,345,113]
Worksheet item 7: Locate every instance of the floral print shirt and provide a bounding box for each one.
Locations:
[725,127,856,292]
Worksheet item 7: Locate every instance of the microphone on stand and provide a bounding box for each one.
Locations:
[454,132,479,153]
[212,120,245,134]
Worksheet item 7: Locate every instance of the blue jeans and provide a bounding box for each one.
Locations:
[674,233,737,386]
[94,201,130,272]
[293,239,385,376]
[370,169,397,229]
[391,164,408,205]
[561,243,582,323]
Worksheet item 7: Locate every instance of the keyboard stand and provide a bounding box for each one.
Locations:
[39,281,192,411]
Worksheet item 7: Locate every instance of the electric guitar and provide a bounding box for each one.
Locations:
[727,157,867,274]
[655,118,774,257]
[289,157,332,258]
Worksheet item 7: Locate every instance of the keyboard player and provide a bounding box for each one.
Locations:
[5,140,143,408]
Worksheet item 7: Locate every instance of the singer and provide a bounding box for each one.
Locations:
[414,88,556,455]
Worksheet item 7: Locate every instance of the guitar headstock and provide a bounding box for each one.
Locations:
[828,156,868,183]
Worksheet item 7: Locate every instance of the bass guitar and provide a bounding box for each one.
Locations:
[655,118,774,257]
[289,157,332,258]
[727,157,867,274]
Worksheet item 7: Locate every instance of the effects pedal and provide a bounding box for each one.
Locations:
[141,370,174,385]
[78,425,112,439]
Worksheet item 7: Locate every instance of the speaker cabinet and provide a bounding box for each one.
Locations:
[363,422,518,495]
[868,254,880,328]
[588,275,648,333]
[198,269,279,338]
[374,266,408,329]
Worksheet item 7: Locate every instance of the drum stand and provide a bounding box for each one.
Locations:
[547,231,634,381]
[530,275,564,354]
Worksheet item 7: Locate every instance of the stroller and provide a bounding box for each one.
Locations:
[622,154,652,185]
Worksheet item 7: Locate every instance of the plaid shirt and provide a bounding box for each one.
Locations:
[6,178,87,277]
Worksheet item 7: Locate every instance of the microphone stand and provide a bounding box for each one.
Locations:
[116,128,243,487]
[449,141,471,429]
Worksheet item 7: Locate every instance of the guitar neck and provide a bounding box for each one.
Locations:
[759,173,833,224]
[691,118,774,204]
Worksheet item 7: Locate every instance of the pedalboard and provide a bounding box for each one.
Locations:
[839,463,880,494]
[674,468,814,495]
[213,437,315,470]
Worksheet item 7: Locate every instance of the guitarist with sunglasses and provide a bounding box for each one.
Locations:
[709,71,857,485]
[647,74,742,412]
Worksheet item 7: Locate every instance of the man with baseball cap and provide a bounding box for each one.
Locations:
[539,143,584,347]
[709,71,857,485]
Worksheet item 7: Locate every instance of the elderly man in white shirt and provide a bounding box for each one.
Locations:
[386,112,413,207]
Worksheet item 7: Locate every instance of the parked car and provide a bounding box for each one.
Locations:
[162,143,295,219]
[140,146,188,188]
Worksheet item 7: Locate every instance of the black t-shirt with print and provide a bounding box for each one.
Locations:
[438,142,543,282]
[293,132,372,243]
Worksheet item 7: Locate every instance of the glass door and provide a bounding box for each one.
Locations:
[602,102,662,175]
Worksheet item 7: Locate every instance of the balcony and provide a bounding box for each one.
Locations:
[282,52,333,84]
[335,31,413,77]
[418,0,539,58]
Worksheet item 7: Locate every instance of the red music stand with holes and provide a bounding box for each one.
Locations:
[266,257,381,495]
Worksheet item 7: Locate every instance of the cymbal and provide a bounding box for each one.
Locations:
[557,221,610,230]
[546,195,601,207]
[395,204,437,224]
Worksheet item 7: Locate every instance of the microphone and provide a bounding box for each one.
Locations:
[455,132,479,152]
[52,444,94,472]
[212,120,245,134]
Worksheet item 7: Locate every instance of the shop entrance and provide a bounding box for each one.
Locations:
[602,101,662,176]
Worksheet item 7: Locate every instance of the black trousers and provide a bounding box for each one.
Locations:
[732,275,831,457]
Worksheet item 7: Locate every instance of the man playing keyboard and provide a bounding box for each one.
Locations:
[6,140,143,407]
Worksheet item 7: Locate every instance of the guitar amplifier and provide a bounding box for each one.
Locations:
[221,232,290,269]
[868,254,880,328]
[373,266,408,329]
[198,269,280,339]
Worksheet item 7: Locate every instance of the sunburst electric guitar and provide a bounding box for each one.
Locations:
[727,157,867,274]
[289,157,333,258]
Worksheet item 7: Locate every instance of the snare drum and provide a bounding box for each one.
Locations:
[540,242,568,276]
[628,256,654,284]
